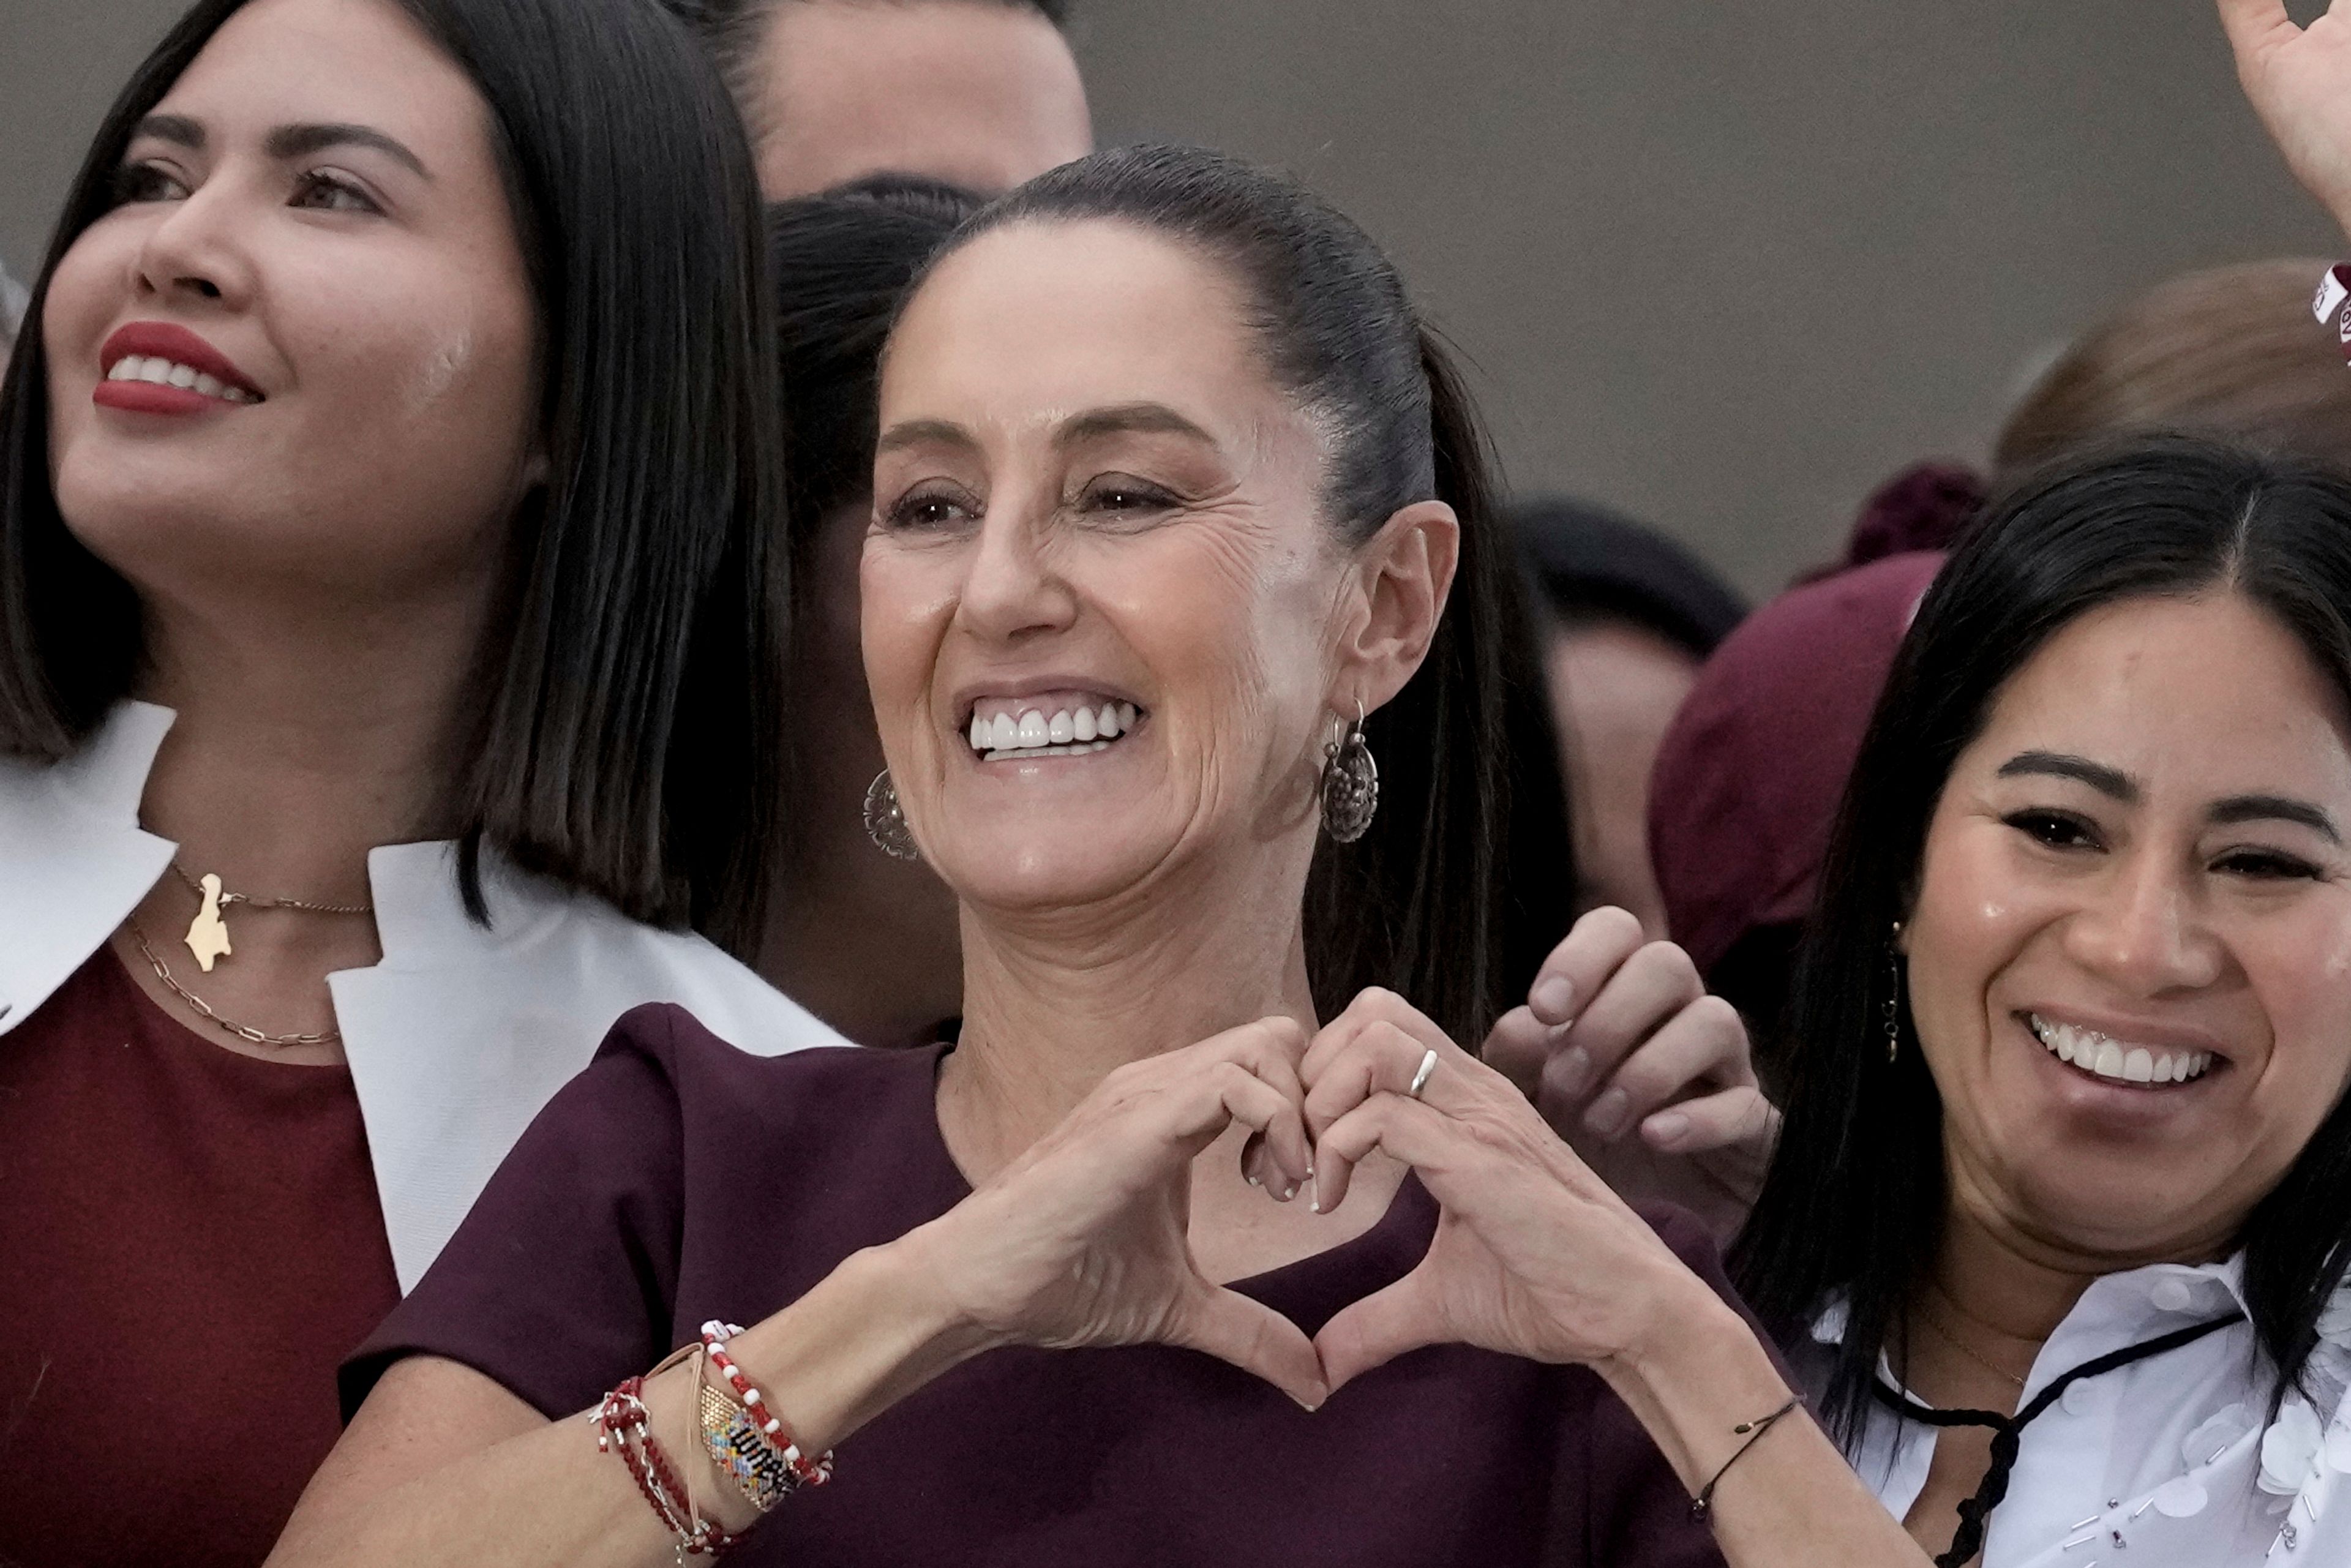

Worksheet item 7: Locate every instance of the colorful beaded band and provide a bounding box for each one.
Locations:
[594,1376,740,1557]
[699,1321,834,1502]
[2314,264,2351,365]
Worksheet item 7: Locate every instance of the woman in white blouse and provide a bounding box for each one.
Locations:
[0,0,835,1561]
[1728,433,2351,1565]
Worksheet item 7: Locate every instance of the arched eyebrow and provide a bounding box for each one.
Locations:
[125,115,428,180]
[1997,751,2137,800]
[877,418,977,458]
[265,122,429,179]
[131,114,204,149]
[2209,795,2341,844]
[1056,402,1217,449]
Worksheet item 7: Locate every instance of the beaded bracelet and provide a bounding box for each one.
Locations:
[594,1376,740,1557]
[698,1320,835,1509]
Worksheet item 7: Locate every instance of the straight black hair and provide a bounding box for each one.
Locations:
[0,0,786,955]
[768,176,984,627]
[915,144,1577,1045]
[1732,437,2351,1440]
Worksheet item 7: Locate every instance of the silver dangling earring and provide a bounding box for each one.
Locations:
[863,770,920,861]
[1883,919,1904,1064]
[1319,700,1379,844]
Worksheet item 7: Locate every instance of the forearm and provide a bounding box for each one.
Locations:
[271,1239,990,1567]
[1597,1280,1930,1568]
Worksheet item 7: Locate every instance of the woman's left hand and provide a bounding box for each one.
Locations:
[1482,907,1776,1236]
[1302,989,1725,1389]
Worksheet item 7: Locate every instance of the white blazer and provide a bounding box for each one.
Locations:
[0,702,845,1291]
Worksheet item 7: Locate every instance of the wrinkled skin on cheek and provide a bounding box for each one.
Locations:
[860,220,1371,920]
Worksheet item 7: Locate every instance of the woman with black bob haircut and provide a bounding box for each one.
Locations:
[1734,438,2351,1564]
[290,144,1879,1568]
[0,0,838,1560]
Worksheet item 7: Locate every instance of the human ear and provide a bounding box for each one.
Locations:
[1330,499,1460,715]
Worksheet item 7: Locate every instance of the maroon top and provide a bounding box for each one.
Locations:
[0,949,400,1568]
[350,1005,1735,1567]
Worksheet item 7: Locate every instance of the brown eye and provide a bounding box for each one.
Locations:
[2004,810,2101,851]
[110,162,189,205]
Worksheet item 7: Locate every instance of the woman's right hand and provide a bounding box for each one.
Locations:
[2219,0,2351,230]
[894,1018,1330,1409]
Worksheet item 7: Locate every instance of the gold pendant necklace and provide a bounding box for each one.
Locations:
[129,920,341,1049]
[169,860,374,973]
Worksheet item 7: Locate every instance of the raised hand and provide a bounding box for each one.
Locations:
[1300,989,1717,1390]
[1482,907,1776,1236]
[903,1018,1329,1409]
[2219,0,2351,228]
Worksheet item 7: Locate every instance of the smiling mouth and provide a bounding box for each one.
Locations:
[2027,1012,2216,1087]
[103,354,261,404]
[965,695,1143,761]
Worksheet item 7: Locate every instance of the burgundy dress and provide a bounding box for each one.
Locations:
[348,1004,1736,1567]
[0,950,402,1568]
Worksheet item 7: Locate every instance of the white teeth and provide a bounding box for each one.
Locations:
[965,696,1144,758]
[105,356,250,402]
[2030,1015,2215,1087]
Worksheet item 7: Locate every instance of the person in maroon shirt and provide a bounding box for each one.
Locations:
[275,148,1922,1567]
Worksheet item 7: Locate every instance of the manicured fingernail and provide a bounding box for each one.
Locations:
[1278,1181,1299,1202]
[1644,1109,1691,1149]
[1310,1173,1324,1214]
[1532,976,1575,1019]
[1584,1087,1632,1139]
[1552,1046,1593,1099]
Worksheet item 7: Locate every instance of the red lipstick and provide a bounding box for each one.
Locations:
[92,321,264,416]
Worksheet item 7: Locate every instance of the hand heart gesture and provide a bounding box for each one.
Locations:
[910,1019,1330,1408]
[1301,990,1708,1392]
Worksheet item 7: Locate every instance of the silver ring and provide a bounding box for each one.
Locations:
[1408,1048,1439,1100]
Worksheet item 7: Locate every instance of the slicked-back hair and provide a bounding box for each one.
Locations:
[0,0,787,956]
[1731,437,2351,1441]
[903,144,1577,1047]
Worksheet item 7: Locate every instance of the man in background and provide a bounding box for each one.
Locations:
[663,0,1092,199]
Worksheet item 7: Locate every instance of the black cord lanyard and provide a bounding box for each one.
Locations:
[1870,1308,2246,1568]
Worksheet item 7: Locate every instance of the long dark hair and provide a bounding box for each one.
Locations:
[1732,437,2351,1439]
[0,0,785,956]
[913,144,1576,1045]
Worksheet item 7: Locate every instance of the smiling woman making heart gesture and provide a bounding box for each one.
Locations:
[270,150,1886,1568]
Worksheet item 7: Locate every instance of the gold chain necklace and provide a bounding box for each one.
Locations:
[170,860,373,975]
[1914,1294,2030,1392]
[128,919,341,1049]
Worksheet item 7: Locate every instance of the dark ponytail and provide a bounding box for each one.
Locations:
[923,145,1577,1044]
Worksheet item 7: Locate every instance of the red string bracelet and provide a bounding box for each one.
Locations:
[594,1376,740,1557]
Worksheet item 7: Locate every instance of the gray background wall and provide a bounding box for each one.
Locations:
[2,0,2339,595]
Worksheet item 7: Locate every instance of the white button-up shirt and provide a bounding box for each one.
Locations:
[1799,1258,2351,1564]
[0,702,849,1291]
